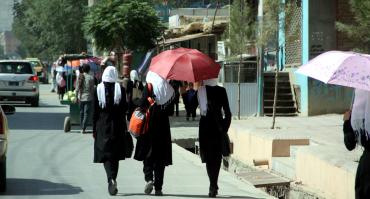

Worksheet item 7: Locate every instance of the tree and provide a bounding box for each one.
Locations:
[257,0,298,128]
[0,44,4,59]
[226,0,256,56]
[225,0,256,120]
[336,0,370,53]
[12,0,88,61]
[83,0,164,52]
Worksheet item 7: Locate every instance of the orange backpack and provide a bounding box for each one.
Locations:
[128,83,155,138]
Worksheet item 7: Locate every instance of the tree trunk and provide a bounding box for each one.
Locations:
[271,45,281,129]
[238,54,242,120]
[271,66,279,129]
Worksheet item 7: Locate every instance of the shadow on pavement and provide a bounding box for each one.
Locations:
[11,104,66,108]
[1,178,83,195]
[163,194,263,198]
[120,193,262,198]
[7,112,68,130]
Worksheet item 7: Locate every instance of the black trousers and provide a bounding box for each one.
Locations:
[143,158,165,191]
[186,108,196,119]
[206,158,222,191]
[104,160,119,182]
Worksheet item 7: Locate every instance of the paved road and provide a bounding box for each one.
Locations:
[1,85,272,199]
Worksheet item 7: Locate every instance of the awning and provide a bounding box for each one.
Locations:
[160,33,215,45]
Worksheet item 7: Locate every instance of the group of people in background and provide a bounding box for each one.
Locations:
[49,51,231,198]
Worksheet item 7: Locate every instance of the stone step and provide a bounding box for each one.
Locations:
[264,78,291,83]
[290,145,310,159]
[264,113,298,117]
[264,87,292,94]
[271,157,296,180]
[237,170,291,188]
[264,81,291,87]
[264,72,290,77]
[264,106,296,114]
[264,93,294,100]
[264,100,295,107]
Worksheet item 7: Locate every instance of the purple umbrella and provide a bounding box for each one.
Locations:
[296,51,370,91]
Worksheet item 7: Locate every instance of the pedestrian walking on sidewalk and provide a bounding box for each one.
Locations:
[134,71,174,196]
[76,64,94,134]
[50,62,57,92]
[130,70,144,108]
[197,78,231,198]
[122,65,134,121]
[56,71,66,100]
[169,80,181,116]
[343,89,370,199]
[183,82,198,121]
[93,66,133,196]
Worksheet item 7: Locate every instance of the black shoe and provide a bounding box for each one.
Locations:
[208,189,218,198]
[144,181,154,194]
[108,180,118,196]
[155,190,163,196]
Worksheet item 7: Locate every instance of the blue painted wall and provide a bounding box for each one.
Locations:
[292,0,353,116]
[279,0,285,71]
[297,0,309,115]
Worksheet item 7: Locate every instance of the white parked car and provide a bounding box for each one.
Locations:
[0,60,40,107]
[0,104,15,192]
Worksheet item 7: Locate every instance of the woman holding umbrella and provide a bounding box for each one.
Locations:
[197,79,231,197]
[93,66,133,196]
[343,89,370,199]
[134,71,174,196]
[147,47,225,197]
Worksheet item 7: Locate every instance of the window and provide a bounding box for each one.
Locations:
[0,62,33,74]
[224,61,257,83]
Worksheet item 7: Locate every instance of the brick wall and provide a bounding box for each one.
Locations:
[336,0,356,50]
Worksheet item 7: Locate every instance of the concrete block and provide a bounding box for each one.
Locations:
[272,139,310,157]
[271,157,296,180]
[295,147,357,199]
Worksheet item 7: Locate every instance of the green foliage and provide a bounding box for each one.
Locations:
[147,0,230,8]
[12,0,87,61]
[83,0,165,52]
[336,0,370,53]
[226,0,256,56]
[258,0,279,47]
[0,44,4,59]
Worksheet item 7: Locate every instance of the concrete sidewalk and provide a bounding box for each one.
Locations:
[228,115,361,199]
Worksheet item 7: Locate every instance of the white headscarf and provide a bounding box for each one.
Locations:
[197,78,218,116]
[130,70,140,82]
[97,66,121,108]
[351,89,370,144]
[146,71,174,105]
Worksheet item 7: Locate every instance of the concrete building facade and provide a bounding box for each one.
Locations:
[291,0,355,116]
[260,0,356,116]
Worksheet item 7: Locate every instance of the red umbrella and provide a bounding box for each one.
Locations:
[149,48,220,82]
